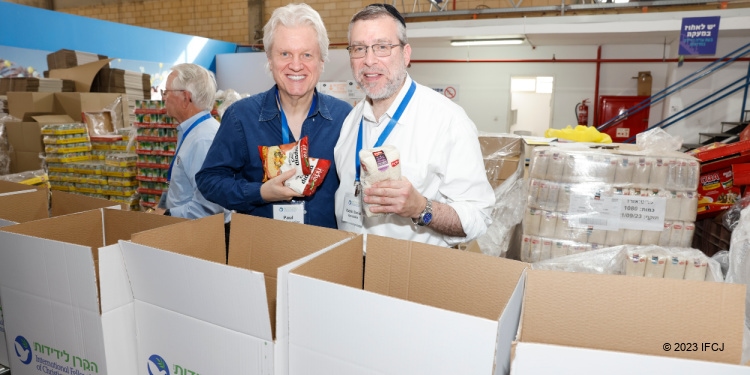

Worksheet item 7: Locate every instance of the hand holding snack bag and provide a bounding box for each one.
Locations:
[259,136,331,197]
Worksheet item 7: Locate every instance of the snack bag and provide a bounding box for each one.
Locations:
[359,145,401,217]
[284,157,331,196]
[258,136,311,181]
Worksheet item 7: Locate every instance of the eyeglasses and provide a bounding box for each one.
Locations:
[160,89,186,97]
[347,44,403,59]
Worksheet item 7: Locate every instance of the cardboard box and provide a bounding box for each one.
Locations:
[636,71,652,97]
[511,269,745,371]
[288,234,528,375]
[0,187,122,367]
[119,214,355,375]
[7,91,128,130]
[5,114,77,173]
[0,209,185,375]
[511,342,750,374]
[732,163,750,186]
[485,157,521,181]
[479,134,522,157]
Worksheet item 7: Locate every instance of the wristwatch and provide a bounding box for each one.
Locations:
[412,198,433,227]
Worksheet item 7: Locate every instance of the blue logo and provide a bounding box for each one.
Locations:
[14,336,32,365]
[279,207,284,212]
[148,354,170,375]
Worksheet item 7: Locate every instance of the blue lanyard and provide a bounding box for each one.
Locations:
[355,81,416,183]
[276,88,317,144]
[167,113,211,181]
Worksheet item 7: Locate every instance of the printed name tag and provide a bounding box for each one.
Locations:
[341,192,363,227]
[273,201,305,224]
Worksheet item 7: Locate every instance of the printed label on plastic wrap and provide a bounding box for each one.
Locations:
[567,194,666,231]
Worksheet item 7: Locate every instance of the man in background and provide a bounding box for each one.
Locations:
[151,63,228,222]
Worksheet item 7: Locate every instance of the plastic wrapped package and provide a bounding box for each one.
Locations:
[725,202,750,329]
[533,244,723,282]
[474,172,526,258]
[477,132,522,159]
[635,126,683,152]
[0,169,48,186]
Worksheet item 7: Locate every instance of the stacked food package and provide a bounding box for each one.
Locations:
[521,145,700,263]
[134,99,174,210]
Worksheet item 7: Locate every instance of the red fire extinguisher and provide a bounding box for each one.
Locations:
[575,99,589,126]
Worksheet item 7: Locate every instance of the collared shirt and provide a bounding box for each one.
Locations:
[334,75,495,247]
[164,110,229,220]
[196,86,353,229]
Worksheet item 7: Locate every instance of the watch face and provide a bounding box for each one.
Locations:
[422,212,433,225]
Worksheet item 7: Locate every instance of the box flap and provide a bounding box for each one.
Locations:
[3,121,45,152]
[30,114,76,124]
[291,234,365,289]
[7,92,56,120]
[129,213,224,263]
[50,190,123,217]
[0,188,48,225]
[365,234,528,320]
[0,180,40,195]
[48,58,113,92]
[519,269,746,363]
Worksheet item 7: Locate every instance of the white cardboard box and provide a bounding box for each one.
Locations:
[0,186,122,368]
[510,269,747,373]
[119,213,355,375]
[0,209,184,375]
[288,234,529,375]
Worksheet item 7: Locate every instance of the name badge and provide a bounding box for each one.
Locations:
[273,201,305,224]
[341,192,363,227]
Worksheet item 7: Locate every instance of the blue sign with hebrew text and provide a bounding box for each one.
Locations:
[679,16,720,55]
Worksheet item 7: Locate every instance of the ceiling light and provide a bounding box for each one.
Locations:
[450,38,525,46]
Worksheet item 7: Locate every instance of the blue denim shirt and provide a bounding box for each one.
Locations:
[196,86,352,229]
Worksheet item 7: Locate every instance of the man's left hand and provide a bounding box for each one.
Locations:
[363,177,424,218]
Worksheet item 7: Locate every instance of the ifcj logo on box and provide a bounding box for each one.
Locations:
[14,335,32,365]
[148,354,170,375]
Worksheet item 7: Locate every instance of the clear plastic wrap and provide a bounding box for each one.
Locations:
[0,168,49,186]
[533,244,723,282]
[724,195,750,231]
[0,114,20,176]
[475,172,527,257]
[478,132,522,159]
[726,202,750,328]
[522,145,700,262]
[635,126,683,153]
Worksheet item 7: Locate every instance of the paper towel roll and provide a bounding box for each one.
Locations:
[632,157,652,189]
[359,145,401,217]
[658,221,673,247]
[681,222,695,248]
[644,254,667,278]
[662,190,680,221]
[524,207,542,236]
[538,211,557,238]
[602,155,618,183]
[521,235,533,262]
[529,237,543,262]
[551,240,568,259]
[529,149,549,179]
[556,184,572,212]
[547,151,566,182]
[668,221,685,247]
[678,191,698,222]
[528,179,543,209]
[605,229,625,246]
[648,157,668,189]
[684,257,708,281]
[545,182,561,212]
[624,251,646,277]
[614,157,635,186]
[540,239,553,261]
[640,230,661,245]
[664,255,687,279]
[588,228,607,246]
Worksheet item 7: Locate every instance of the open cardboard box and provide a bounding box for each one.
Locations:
[118,214,355,375]
[288,234,529,374]
[510,269,746,373]
[4,114,76,173]
[7,91,128,131]
[0,209,184,374]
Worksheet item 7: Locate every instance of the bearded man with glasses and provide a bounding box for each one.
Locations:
[333,4,495,247]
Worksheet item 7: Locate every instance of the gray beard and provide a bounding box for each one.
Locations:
[359,68,407,101]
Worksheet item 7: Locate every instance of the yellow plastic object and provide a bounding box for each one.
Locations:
[545,125,612,143]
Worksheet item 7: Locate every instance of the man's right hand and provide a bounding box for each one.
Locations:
[260,168,304,202]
